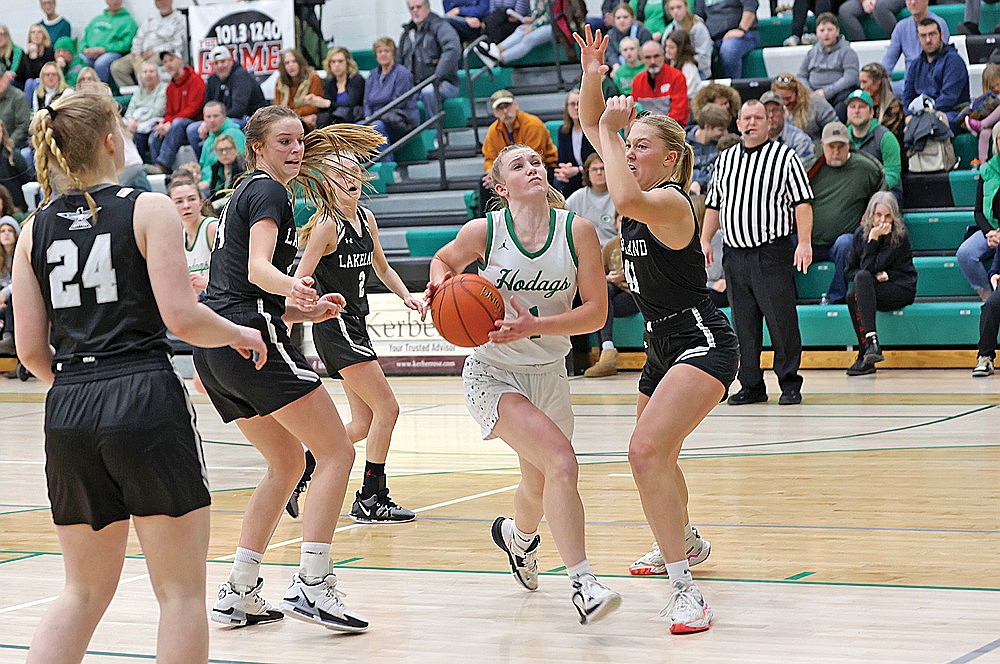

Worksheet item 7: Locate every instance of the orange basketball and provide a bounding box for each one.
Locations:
[430,274,505,347]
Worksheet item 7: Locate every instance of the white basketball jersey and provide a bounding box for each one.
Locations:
[474,207,579,367]
[185,216,216,280]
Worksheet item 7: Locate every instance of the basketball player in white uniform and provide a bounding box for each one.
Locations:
[424,144,622,624]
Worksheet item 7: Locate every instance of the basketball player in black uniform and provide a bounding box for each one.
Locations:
[12,89,267,663]
[286,154,423,523]
[194,106,384,632]
[576,27,739,634]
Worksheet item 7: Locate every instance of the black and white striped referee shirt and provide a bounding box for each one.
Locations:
[704,140,813,249]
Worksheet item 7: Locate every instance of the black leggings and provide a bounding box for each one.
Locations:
[978,287,1000,358]
[598,282,639,345]
[846,270,914,344]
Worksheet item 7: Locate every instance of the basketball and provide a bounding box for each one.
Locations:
[430,274,505,347]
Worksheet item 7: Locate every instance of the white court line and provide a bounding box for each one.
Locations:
[0,484,520,613]
[215,484,520,560]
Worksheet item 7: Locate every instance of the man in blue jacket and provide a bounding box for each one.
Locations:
[903,18,970,130]
[399,0,462,117]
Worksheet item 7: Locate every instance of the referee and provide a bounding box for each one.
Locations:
[701,99,814,405]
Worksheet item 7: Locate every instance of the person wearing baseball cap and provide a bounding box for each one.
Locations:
[479,89,557,213]
[803,120,887,305]
[759,90,814,162]
[844,89,902,199]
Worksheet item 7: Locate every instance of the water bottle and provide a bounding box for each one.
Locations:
[820,292,829,305]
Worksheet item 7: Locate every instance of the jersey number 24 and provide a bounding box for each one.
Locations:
[47,234,119,309]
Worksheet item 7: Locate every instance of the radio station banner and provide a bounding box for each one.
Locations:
[304,294,471,376]
[187,0,294,96]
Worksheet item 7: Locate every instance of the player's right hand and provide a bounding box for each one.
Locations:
[232,327,267,370]
[290,276,319,311]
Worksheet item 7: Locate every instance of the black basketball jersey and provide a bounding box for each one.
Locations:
[313,208,374,317]
[620,182,710,321]
[203,170,298,317]
[30,184,170,363]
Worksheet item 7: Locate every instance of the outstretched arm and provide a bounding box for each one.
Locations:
[574,25,612,160]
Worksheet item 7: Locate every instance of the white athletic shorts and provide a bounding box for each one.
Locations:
[463,355,574,440]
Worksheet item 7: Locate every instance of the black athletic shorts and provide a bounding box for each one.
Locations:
[637,302,740,400]
[312,314,377,379]
[194,306,322,423]
[45,354,210,531]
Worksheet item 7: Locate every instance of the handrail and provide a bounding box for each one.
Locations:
[461,35,496,148]
[361,72,437,126]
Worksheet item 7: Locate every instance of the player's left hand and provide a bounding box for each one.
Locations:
[403,294,427,316]
[489,296,539,344]
[794,241,812,274]
[309,293,347,323]
[599,96,637,133]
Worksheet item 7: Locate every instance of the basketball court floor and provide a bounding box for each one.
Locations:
[1,368,998,663]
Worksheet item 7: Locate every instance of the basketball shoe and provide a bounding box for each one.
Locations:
[211,577,284,627]
[660,579,712,634]
[628,527,711,575]
[491,516,540,590]
[280,573,369,632]
[571,575,622,624]
[350,488,416,523]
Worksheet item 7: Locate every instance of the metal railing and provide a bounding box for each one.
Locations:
[462,35,496,149]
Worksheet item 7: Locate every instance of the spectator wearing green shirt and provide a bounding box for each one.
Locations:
[197,101,246,187]
[80,0,138,84]
[845,89,902,205]
[39,0,72,45]
[611,36,645,94]
[53,36,85,87]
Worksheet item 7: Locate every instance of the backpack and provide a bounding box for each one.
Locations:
[908,137,957,172]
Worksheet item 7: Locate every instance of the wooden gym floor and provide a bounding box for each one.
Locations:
[0,368,998,663]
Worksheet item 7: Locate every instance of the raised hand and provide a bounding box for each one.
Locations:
[599,95,638,133]
[573,24,610,77]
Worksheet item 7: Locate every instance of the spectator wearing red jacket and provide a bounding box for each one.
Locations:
[630,40,688,124]
[147,49,205,174]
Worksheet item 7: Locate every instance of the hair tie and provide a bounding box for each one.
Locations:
[42,105,58,119]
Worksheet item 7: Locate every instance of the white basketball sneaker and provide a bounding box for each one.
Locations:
[279,573,369,632]
[629,528,711,575]
[571,575,622,625]
[211,577,284,627]
[490,516,540,591]
[660,579,712,634]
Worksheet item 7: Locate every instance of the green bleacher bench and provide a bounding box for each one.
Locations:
[394,130,430,162]
[368,161,396,195]
[464,190,478,219]
[953,133,979,170]
[458,67,513,98]
[913,256,977,297]
[352,50,377,71]
[740,49,768,79]
[545,120,561,145]
[950,171,980,207]
[504,42,577,67]
[794,261,835,300]
[982,2,1000,34]
[904,211,973,252]
[406,227,461,256]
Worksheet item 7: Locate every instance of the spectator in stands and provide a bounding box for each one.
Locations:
[859,62,904,144]
[772,72,837,142]
[605,3,653,69]
[109,0,185,89]
[973,247,1000,376]
[79,0,138,84]
[480,88,557,210]
[125,60,165,164]
[554,89,596,196]
[784,0,838,47]
[444,0,489,42]
[844,191,916,375]
[310,47,365,127]
[365,36,420,155]
[53,36,84,87]
[630,40,688,123]
[186,46,265,158]
[687,102,729,195]
[0,120,30,212]
[147,49,205,175]
[39,0,71,45]
[196,101,245,181]
[665,29,703,99]
[882,0,949,96]
[694,0,759,80]
[0,77,29,151]
[629,0,666,40]
[74,66,100,88]
[805,121,886,304]
[845,89,902,201]
[566,154,617,246]
[664,0,711,77]
[204,133,245,201]
[584,211,638,379]
[31,61,72,114]
[693,81,741,133]
[477,0,557,66]
[0,26,24,87]
[0,212,17,355]
[274,49,323,131]
[796,13,858,112]
[957,124,1000,302]
[612,37,645,93]
[399,0,462,117]
[22,24,55,85]
[482,0,532,45]
[964,65,1000,164]
[903,18,969,130]
[838,0,903,43]
[761,90,814,162]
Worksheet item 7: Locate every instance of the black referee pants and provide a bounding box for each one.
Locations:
[722,236,803,393]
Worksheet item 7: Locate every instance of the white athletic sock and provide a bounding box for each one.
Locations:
[665,559,693,584]
[601,341,615,351]
[230,548,263,592]
[566,559,595,584]
[300,542,332,584]
[507,520,536,552]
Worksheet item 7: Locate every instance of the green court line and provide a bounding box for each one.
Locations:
[785,571,816,580]
[545,565,566,574]
[334,557,364,565]
[0,643,269,663]
[0,506,49,515]
[0,553,43,566]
